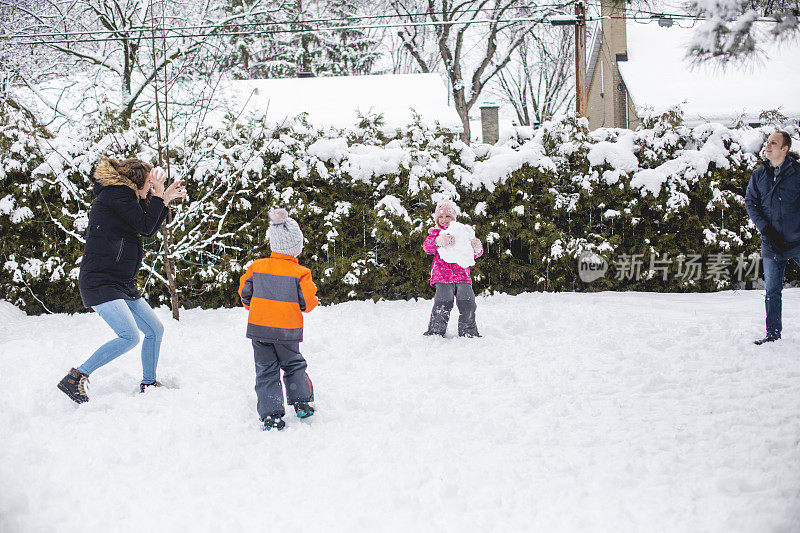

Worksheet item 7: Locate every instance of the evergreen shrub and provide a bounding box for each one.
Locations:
[0,98,770,314]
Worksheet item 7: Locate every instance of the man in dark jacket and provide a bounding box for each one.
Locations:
[744,131,800,345]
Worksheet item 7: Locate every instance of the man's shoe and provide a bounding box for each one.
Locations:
[262,416,286,431]
[57,368,90,404]
[294,402,315,419]
[140,381,163,393]
[754,336,780,345]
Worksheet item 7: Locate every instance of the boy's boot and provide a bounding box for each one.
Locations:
[57,368,90,404]
[140,381,163,393]
[294,402,315,419]
[262,416,286,431]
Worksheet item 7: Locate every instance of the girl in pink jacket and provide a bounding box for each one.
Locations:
[423,200,484,337]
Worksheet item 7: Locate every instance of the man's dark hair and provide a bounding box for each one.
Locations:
[777,131,792,149]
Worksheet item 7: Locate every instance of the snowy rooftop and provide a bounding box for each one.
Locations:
[217,73,463,132]
[618,21,800,125]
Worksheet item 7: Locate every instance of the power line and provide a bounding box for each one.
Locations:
[0,6,783,47]
[3,13,573,46]
[1,3,576,41]
[605,14,779,21]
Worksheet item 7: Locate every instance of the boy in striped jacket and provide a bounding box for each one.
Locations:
[239,208,318,431]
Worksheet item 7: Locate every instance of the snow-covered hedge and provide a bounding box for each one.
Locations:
[0,97,771,314]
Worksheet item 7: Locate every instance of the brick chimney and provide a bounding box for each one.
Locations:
[480,104,499,144]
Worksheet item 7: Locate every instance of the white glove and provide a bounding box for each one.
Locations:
[470,238,483,254]
[436,233,455,247]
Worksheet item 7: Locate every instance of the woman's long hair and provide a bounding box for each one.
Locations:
[100,157,154,207]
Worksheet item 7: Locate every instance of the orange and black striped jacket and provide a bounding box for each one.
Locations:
[238,253,318,343]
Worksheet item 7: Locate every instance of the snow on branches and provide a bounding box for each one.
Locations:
[0,97,783,312]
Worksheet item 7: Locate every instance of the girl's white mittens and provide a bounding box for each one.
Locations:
[470,238,483,254]
[436,233,455,247]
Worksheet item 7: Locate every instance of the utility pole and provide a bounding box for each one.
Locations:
[551,2,588,117]
[574,1,587,117]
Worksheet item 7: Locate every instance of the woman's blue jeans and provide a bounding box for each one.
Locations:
[763,254,800,338]
[77,298,164,384]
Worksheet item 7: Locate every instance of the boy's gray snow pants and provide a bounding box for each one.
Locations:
[425,282,479,337]
[252,340,313,419]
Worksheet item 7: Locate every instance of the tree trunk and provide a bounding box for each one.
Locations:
[453,84,470,143]
[120,36,135,123]
[150,7,179,320]
[163,210,180,320]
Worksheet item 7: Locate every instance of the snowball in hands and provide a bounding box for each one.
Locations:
[437,221,477,269]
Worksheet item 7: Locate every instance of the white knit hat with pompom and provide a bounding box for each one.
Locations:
[269,208,304,257]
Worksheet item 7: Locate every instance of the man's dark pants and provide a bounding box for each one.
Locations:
[763,254,800,338]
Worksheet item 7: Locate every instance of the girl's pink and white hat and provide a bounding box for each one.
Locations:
[434,200,459,221]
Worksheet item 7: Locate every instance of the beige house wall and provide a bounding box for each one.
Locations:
[587,0,640,130]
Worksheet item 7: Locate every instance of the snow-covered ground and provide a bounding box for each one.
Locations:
[2,291,800,532]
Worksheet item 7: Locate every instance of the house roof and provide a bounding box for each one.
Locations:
[217,73,463,132]
[615,20,800,125]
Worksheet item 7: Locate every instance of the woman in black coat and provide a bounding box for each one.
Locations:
[58,157,185,404]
